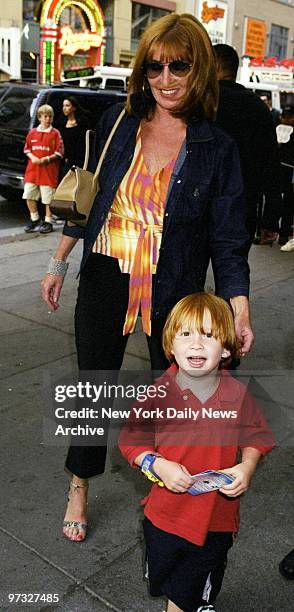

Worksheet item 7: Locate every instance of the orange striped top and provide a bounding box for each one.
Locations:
[92,125,175,335]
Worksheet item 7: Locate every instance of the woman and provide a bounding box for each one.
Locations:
[42,13,253,542]
[56,96,89,177]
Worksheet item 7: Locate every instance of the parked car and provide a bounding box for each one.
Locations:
[0,82,126,200]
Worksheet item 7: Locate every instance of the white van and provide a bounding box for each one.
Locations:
[62,65,132,91]
[237,80,294,112]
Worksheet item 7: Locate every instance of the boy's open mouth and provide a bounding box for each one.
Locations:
[187,357,206,367]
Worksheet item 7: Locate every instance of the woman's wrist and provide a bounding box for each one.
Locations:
[47,257,69,277]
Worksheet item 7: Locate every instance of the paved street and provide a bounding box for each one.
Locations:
[0,225,293,611]
[0,196,27,230]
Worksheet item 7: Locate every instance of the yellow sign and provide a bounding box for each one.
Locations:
[245,18,266,58]
[59,26,102,56]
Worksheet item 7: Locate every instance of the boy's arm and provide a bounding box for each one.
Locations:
[41,130,64,165]
[218,447,261,497]
[133,452,193,493]
[118,398,193,493]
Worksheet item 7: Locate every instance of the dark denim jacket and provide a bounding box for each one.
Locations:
[63,104,249,319]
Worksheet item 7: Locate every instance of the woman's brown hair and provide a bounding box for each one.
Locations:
[126,13,218,121]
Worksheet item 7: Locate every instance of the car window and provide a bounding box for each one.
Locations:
[0,87,38,129]
[46,90,125,130]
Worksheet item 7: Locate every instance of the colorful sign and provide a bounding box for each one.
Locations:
[40,0,105,84]
[59,26,102,56]
[244,18,266,58]
[197,0,227,45]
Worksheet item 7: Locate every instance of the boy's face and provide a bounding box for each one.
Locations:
[39,113,53,129]
[171,310,230,378]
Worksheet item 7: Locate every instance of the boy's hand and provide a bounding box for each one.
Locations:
[153,457,194,493]
[39,157,49,166]
[219,459,257,497]
[30,155,41,165]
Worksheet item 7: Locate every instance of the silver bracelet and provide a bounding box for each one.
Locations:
[47,257,69,277]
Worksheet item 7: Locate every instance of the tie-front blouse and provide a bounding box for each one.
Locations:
[92,125,175,335]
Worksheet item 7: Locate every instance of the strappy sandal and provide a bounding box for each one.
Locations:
[63,481,88,542]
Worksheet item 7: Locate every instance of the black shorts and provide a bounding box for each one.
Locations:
[143,518,233,612]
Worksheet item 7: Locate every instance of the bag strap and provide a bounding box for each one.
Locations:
[83,129,94,170]
[93,108,126,181]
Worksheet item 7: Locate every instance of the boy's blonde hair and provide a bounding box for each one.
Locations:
[162,292,239,361]
[37,104,54,119]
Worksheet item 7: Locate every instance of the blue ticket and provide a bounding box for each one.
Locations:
[187,470,235,496]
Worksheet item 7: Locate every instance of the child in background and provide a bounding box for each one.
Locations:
[23,104,64,234]
[119,292,274,612]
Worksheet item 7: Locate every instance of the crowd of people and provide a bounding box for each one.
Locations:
[25,11,294,612]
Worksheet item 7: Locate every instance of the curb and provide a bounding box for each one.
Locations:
[0,225,63,245]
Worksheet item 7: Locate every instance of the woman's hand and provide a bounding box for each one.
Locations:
[153,457,193,493]
[230,296,254,355]
[41,273,64,311]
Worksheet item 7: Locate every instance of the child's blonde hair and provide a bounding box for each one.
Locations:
[162,292,239,361]
[37,104,54,119]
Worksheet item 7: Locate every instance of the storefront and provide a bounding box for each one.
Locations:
[39,0,105,84]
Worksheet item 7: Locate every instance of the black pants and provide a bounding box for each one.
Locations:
[65,254,169,478]
[280,182,294,238]
[143,518,233,611]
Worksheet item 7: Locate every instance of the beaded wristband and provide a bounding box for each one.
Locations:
[47,257,69,277]
[141,454,164,487]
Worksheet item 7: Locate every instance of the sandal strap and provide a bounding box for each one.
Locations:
[63,520,87,531]
[69,480,88,491]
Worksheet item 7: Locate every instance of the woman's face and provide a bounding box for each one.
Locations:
[63,99,76,116]
[146,46,191,113]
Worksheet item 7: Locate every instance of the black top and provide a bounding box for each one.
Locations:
[215,80,281,205]
[58,120,88,167]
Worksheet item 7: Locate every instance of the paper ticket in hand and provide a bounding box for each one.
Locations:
[187,470,235,496]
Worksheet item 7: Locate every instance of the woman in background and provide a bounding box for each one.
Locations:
[56,96,89,178]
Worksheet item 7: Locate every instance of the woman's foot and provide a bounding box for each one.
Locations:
[63,478,88,542]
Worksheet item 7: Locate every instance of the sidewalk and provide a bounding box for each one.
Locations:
[0,228,293,611]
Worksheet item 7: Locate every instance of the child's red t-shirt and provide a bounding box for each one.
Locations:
[24,126,64,187]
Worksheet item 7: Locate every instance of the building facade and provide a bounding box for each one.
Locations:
[0,0,22,80]
[0,0,293,84]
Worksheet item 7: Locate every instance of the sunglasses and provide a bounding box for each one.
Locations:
[142,60,193,79]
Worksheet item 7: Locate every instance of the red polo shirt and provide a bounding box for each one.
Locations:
[119,367,274,546]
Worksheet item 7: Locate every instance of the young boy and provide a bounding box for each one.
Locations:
[119,292,274,612]
[23,104,64,234]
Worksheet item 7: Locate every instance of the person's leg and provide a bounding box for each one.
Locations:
[146,317,170,371]
[26,198,38,215]
[144,519,232,612]
[167,601,182,612]
[23,184,41,231]
[39,187,54,233]
[279,183,294,244]
[24,197,40,232]
[63,254,130,540]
